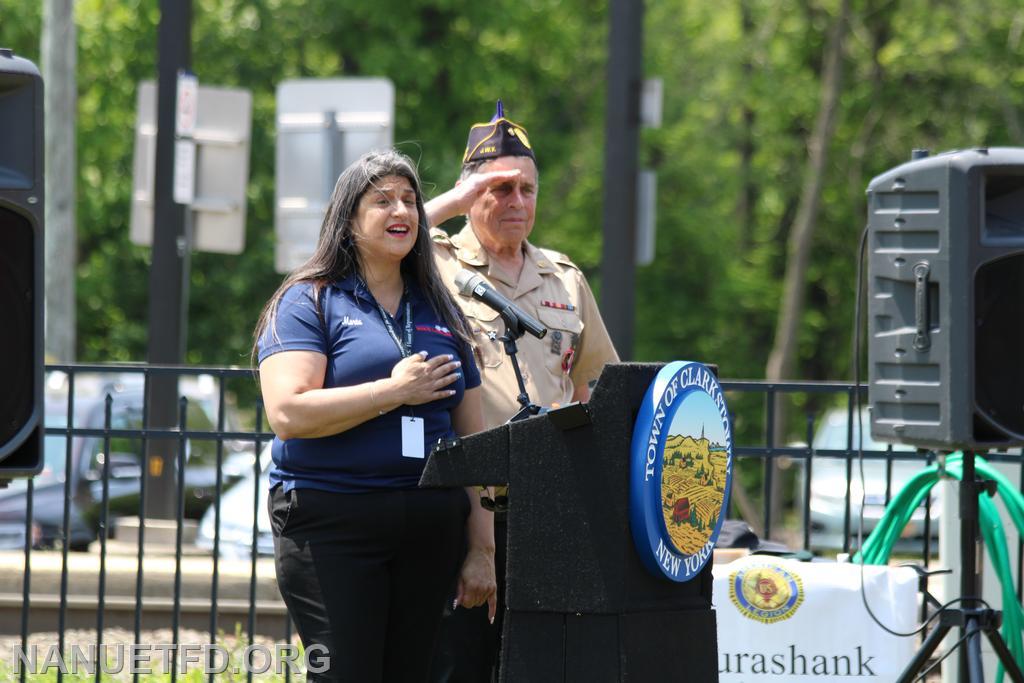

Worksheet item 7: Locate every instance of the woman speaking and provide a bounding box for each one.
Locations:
[254,150,496,682]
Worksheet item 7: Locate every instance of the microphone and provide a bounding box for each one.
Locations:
[454,270,547,339]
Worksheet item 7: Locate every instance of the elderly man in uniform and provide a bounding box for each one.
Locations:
[426,102,619,682]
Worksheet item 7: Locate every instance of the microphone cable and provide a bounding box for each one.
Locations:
[852,221,929,638]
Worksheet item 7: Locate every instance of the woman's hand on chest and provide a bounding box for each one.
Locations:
[378,351,463,406]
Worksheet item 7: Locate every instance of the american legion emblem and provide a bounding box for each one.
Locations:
[728,561,805,624]
[629,361,733,582]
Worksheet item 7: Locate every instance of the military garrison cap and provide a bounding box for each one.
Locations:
[462,100,535,164]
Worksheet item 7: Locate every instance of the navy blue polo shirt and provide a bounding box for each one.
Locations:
[257,276,481,493]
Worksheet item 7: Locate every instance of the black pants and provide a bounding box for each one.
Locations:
[428,515,507,683]
[270,485,469,683]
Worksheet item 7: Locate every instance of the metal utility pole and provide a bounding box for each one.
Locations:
[600,0,644,360]
[42,0,76,362]
[145,0,192,520]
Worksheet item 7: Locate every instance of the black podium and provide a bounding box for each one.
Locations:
[421,363,719,682]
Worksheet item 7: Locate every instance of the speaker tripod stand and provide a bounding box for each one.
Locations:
[896,450,1024,683]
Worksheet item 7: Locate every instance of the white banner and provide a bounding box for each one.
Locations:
[714,556,918,681]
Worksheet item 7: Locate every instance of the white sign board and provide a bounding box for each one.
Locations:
[130,81,252,254]
[275,78,394,273]
[714,556,918,681]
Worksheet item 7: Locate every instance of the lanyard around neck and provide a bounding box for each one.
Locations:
[374,292,414,358]
[357,276,414,357]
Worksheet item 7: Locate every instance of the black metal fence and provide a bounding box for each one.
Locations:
[5,364,1021,680]
[9,364,278,683]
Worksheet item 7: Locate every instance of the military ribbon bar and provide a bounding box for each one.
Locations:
[541,300,575,311]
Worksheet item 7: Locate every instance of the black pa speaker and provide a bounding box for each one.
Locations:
[0,48,44,480]
[867,147,1024,451]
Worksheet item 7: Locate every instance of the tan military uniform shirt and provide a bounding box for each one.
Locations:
[432,224,619,430]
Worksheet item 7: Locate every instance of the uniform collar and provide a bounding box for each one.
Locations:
[515,240,558,296]
[453,223,557,295]
[451,223,490,267]
[523,241,558,275]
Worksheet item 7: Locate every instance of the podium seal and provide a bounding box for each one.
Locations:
[629,361,733,582]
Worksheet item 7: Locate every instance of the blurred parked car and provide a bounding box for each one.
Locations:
[43,371,259,479]
[197,442,273,558]
[0,375,249,550]
[805,408,936,550]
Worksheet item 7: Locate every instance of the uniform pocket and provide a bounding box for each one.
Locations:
[464,300,505,369]
[536,307,584,374]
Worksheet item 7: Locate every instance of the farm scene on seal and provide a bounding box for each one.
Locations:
[660,392,730,555]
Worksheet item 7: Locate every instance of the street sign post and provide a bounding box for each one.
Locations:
[171,71,198,206]
[131,80,252,254]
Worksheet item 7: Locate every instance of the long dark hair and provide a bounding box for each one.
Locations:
[253,149,474,364]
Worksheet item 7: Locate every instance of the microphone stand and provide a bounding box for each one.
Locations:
[497,307,544,423]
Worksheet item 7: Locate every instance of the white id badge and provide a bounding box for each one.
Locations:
[401,416,426,459]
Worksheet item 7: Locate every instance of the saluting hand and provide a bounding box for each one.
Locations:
[389,351,462,405]
[424,169,523,225]
[454,169,522,210]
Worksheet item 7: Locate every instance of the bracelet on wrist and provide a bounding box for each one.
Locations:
[370,380,387,415]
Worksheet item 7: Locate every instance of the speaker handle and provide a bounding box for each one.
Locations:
[913,261,931,351]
